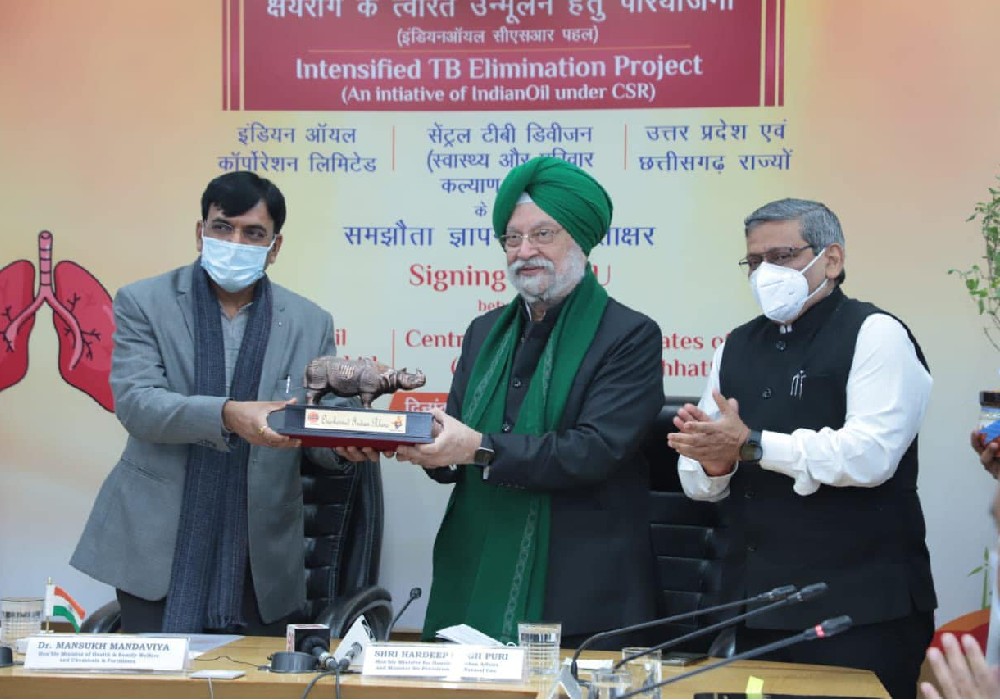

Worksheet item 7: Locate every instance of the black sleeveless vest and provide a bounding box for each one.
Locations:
[718,287,937,629]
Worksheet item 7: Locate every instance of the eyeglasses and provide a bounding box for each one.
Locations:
[738,245,814,273]
[499,227,564,251]
[203,219,274,246]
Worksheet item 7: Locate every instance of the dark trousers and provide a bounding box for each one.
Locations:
[117,564,291,636]
[734,610,934,699]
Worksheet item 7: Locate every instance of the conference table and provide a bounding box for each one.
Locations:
[0,636,889,698]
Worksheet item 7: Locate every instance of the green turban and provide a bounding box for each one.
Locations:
[493,156,612,256]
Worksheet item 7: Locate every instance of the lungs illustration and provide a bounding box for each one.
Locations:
[0,231,115,411]
[0,260,37,392]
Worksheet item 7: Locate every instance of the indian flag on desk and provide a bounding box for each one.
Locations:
[45,583,86,632]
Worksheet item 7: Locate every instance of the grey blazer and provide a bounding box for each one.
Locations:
[71,262,336,623]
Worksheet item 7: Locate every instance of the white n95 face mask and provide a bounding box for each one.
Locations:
[749,247,827,324]
[199,235,273,293]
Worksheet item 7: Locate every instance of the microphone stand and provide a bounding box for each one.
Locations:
[384,587,422,641]
[568,585,797,680]
[619,615,853,698]
[613,583,829,672]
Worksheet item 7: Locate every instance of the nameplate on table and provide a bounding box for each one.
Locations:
[361,642,524,681]
[23,634,189,672]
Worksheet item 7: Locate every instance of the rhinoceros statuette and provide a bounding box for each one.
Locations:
[304,356,427,409]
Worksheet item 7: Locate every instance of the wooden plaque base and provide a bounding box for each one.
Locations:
[267,404,434,451]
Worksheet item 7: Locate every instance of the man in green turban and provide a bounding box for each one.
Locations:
[354,157,664,647]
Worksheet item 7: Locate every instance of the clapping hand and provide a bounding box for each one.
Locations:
[667,390,747,477]
[921,633,1000,699]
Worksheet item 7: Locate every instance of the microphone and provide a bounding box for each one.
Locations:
[300,635,341,672]
[619,615,853,698]
[337,641,363,671]
[332,615,376,672]
[568,584,798,679]
[384,587,422,641]
[613,583,829,673]
[301,636,365,673]
[268,627,335,674]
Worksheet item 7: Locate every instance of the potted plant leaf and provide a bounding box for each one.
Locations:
[951,175,1000,350]
[951,174,1000,444]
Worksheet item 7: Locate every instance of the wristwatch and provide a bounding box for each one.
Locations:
[739,429,763,463]
[473,436,495,467]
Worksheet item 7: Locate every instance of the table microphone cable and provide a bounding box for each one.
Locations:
[301,666,342,699]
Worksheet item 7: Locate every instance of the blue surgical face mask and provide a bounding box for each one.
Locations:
[199,234,274,293]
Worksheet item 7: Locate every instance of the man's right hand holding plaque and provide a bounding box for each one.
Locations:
[266,356,433,452]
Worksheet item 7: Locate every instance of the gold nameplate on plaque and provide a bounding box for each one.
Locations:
[304,408,408,434]
[270,405,432,450]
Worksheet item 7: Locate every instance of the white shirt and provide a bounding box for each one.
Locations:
[678,313,932,499]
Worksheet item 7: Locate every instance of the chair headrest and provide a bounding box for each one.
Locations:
[644,397,698,492]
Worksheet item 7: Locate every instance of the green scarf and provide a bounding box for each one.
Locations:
[422,269,608,643]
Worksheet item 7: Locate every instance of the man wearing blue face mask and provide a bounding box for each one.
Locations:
[669,198,936,698]
[72,171,347,635]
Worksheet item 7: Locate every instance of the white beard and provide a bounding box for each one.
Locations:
[508,246,587,305]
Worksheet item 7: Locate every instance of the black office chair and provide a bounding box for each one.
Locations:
[644,397,734,657]
[81,453,392,639]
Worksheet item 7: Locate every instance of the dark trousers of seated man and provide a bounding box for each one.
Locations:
[117,563,290,636]
[735,609,934,699]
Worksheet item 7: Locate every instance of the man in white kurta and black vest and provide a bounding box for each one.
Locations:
[669,198,936,698]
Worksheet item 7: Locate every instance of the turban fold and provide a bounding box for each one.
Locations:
[493,157,612,256]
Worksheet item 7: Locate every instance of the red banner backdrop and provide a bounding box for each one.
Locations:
[224,0,784,111]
